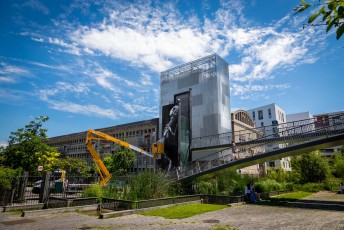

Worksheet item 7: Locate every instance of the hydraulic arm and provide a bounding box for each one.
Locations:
[86,129,156,186]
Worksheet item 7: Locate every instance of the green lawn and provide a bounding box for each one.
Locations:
[264,191,312,206]
[273,191,312,200]
[139,203,228,219]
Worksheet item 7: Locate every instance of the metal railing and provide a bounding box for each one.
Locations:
[172,113,344,181]
[1,173,99,206]
[191,112,344,149]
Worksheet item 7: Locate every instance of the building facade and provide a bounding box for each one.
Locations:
[231,110,265,175]
[313,111,343,156]
[247,103,291,171]
[48,118,159,171]
[159,54,231,168]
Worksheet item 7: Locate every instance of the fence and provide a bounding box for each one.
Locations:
[1,171,98,206]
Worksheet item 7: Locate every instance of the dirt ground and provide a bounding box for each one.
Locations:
[1,191,344,230]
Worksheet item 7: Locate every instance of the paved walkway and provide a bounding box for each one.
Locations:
[1,191,344,230]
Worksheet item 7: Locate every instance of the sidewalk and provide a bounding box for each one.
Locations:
[1,191,344,229]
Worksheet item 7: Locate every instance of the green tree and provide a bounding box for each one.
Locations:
[0,166,22,192]
[291,150,330,183]
[0,116,59,173]
[104,140,135,176]
[332,147,344,178]
[295,0,344,40]
[54,157,89,176]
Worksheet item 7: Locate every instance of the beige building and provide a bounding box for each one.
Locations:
[48,118,159,171]
[231,110,265,175]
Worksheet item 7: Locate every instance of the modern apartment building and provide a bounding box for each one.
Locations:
[286,112,313,123]
[48,118,159,171]
[247,103,291,171]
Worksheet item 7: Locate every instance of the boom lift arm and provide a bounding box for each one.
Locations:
[86,129,156,186]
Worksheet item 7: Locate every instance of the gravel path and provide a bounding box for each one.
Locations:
[1,192,344,230]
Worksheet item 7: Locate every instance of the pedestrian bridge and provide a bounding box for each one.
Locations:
[170,112,344,182]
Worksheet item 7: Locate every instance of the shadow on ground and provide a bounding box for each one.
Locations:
[258,192,344,212]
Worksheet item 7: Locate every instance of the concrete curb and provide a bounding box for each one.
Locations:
[3,203,45,212]
[227,202,245,207]
[22,204,99,217]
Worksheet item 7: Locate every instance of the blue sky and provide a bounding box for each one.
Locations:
[1,0,343,145]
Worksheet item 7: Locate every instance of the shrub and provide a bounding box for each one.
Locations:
[195,180,218,195]
[216,171,252,196]
[254,179,285,193]
[0,167,21,192]
[297,183,323,193]
[124,171,176,200]
[82,183,103,198]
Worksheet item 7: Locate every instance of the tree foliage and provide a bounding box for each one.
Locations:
[295,0,344,40]
[291,150,330,183]
[104,139,135,176]
[54,157,89,176]
[0,167,22,192]
[332,147,344,178]
[0,116,59,173]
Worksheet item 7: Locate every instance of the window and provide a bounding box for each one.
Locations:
[272,120,278,125]
[258,110,263,120]
[268,108,272,118]
[261,122,264,127]
[269,161,275,167]
[252,111,255,120]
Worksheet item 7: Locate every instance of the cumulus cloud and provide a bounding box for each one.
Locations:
[10,0,329,117]
[64,0,323,90]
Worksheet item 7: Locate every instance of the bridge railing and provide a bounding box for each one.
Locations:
[172,113,344,181]
[191,112,344,149]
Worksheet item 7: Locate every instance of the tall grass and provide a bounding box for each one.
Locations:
[82,171,179,201]
[124,170,178,200]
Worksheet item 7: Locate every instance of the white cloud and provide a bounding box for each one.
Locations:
[140,74,153,86]
[31,37,44,42]
[38,81,90,100]
[48,100,122,120]
[24,0,50,15]
[14,0,329,109]
[65,0,324,86]
[0,62,30,76]
[48,37,81,56]
[0,76,17,83]
[0,140,8,148]
[231,83,291,97]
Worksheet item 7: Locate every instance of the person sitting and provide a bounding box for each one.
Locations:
[245,183,251,201]
[340,181,344,194]
[250,181,261,202]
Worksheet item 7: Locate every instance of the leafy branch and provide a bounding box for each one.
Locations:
[295,0,344,40]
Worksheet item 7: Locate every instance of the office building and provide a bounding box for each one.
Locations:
[48,118,159,171]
